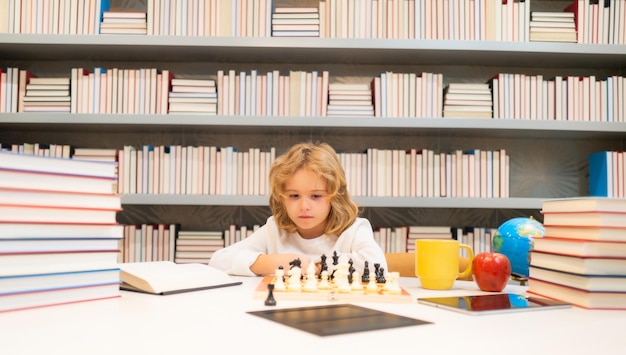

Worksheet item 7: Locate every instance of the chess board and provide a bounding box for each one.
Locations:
[254,276,415,304]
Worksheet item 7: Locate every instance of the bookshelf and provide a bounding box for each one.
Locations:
[1,0,625,234]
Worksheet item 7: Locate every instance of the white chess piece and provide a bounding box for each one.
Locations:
[303,263,318,292]
[273,268,286,291]
[366,272,378,292]
[351,271,363,291]
[287,266,302,291]
[384,271,401,293]
[318,271,331,290]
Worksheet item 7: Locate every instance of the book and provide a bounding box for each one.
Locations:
[529,266,626,292]
[543,225,626,242]
[0,269,121,294]
[528,279,626,310]
[541,211,626,228]
[0,169,117,195]
[541,197,626,213]
[0,251,120,277]
[0,223,123,239]
[0,151,117,179]
[530,251,626,275]
[0,283,120,313]
[0,238,121,253]
[588,151,612,197]
[0,205,120,224]
[0,188,121,210]
[118,261,242,295]
[533,237,626,257]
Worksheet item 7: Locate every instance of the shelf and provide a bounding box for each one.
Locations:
[1,114,625,139]
[120,194,544,209]
[1,35,625,69]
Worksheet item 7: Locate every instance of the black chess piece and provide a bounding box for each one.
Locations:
[376,267,386,284]
[264,283,277,306]
[319,254,328,280]
[348,258,355,284]
[289,258,301,269]
[361,261,370,283]
[330,251,339,280]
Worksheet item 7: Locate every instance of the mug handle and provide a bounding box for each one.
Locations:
[457,243,474,279]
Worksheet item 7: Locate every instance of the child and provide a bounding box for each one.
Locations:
[209,142,388,276]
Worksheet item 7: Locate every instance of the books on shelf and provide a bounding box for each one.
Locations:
[529,11,577,43]
[100,11,147,35]
[443,83,493,119]
[326,83,374,117]
[118,261,242,295]
[271,6,320,37]
[588,151,625,198]
[120,223,177,263]
[174,230,224,264]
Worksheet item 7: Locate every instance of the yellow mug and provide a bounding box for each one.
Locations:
[415,239,474,290]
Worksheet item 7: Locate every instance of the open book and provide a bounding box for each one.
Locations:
[118,261,242,295]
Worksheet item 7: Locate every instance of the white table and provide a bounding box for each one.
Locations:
[2,277,624,355]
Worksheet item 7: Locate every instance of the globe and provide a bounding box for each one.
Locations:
[492,217,545,278]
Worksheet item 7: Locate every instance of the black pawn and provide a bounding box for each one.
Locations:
[264,283,277,306]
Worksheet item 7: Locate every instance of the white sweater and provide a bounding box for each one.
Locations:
[209,216,388,277]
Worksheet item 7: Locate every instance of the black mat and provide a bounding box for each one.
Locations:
[247,303,431,336]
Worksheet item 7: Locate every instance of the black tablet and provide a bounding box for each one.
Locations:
[418,293,572,315]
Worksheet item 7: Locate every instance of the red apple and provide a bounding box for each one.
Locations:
[472,252,511,292]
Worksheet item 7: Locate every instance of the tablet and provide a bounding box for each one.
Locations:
[418,293,572,315]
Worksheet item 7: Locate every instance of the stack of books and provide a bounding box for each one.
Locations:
[0,151,122,312]
[22,77,71,113]
[442,83,493,118]
[529,11,577,43]
[99,11,148,35]
[326,83,374,117]
[168,78,218,114]
[174,230,225,264]
[271,6,320,37]
[527,197,626,309]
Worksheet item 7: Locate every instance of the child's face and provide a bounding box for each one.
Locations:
[283,168,332,239]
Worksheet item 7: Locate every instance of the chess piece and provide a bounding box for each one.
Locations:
[384,271,401,294]
[274,267,286,291]
[334,261,351,293]
[351,271,363,291]
[319,254,328,279]
[264,283,277,306]
[366,272,378,292]
[318,270,331,290]
[287,265,302,291]
[348,259,355,284]
[361,261,370,283]
[303,263,318,292]
[376,267,386,284]
[330,251,339,279]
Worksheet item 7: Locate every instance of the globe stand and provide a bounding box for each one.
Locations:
[511,275,528,286]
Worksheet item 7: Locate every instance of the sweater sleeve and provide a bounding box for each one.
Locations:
[208,221,272,276]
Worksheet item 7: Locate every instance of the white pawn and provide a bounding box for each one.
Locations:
[303,263,318,292]
[273,268,286,291]
[318,271,331,290]
[384,271,401,294]
[351,271,363,291]
[366,272,378,292]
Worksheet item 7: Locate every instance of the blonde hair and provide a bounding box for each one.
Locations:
[269,142,359,236]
